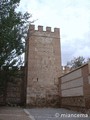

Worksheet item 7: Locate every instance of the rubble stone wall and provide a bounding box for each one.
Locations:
[59,63,90,110]
[26,25,61,107]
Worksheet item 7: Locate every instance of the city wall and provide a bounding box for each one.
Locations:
[1,24,90,114]
[26,25,61,107]
[0,67,25,106]
[59,63,90,112]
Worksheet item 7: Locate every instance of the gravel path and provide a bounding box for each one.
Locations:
[25,108,90,120]
[0,107,31,120]
[0,107,90,120]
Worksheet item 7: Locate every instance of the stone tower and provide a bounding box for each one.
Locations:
[25,25,61,107]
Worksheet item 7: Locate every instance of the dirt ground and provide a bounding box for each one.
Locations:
[0,107,31,120]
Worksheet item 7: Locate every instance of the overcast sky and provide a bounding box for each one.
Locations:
[19,0,90,65]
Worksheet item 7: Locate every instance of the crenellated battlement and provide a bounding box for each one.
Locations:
[29,24,60,34]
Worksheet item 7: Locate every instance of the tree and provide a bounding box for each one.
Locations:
[87,58,90,62]
[0,0,31,68]
[67,56,86,69]
[0,0,32,100]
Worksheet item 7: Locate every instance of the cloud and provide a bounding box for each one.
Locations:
[19,0,90,65]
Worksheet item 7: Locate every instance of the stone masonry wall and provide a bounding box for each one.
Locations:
[6,78,22,105]
[26,25,61,107]
[0,67,24,106]
[59,63,90,111]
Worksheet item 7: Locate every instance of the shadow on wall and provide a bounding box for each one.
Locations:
[0,66,25,106]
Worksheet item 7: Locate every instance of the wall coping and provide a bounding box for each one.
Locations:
[59,63,89,78]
